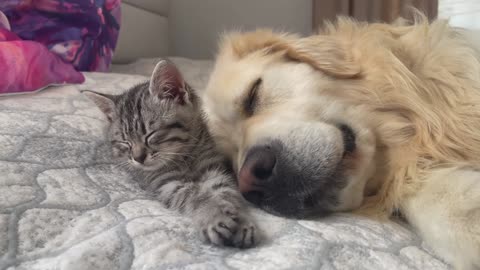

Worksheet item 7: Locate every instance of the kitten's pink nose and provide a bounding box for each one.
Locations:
[132,146,147,164]
[133,152,146,163]
[238,146,276,193]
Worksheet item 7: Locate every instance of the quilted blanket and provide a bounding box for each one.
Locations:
[0,58,452,270]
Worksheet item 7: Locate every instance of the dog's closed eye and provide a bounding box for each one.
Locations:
[243,78,262,117]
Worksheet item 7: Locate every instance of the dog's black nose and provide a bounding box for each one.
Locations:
[238,146,276,205]
[250,146,276,180]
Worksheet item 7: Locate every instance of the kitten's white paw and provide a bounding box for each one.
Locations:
[231,218,256,248]
[198,204,257,248]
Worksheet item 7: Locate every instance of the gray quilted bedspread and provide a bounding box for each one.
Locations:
[0,58,451,270]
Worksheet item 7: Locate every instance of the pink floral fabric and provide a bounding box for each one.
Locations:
[0,0,121,95]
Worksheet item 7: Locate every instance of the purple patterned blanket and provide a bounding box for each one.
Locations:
[0,0,121,95]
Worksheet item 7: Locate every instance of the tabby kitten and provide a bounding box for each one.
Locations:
[83,60,257,248]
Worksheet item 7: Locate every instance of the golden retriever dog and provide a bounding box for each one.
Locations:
[201,14,480,270]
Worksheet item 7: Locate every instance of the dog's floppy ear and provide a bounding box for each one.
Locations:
[283,36,361,78]
[223,30,360,78]
[81,90,117,122]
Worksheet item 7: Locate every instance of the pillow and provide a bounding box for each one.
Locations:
[0,0,121,72]
[0,0,121,95]
[0,24,85,95]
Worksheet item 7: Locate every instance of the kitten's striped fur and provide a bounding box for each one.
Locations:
[83,60,257,248]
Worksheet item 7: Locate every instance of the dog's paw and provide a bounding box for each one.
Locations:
[198,204,257,248]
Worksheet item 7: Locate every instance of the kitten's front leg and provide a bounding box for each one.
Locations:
[192,170,257,248]
[153,170,257,248]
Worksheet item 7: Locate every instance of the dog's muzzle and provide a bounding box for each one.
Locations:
[238,124,356,217]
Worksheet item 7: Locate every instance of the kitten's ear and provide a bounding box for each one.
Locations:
[81,90,117,122]
[149,59,189,105]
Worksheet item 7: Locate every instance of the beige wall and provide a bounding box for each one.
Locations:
[169,0,312,59]
[114,0,171,63]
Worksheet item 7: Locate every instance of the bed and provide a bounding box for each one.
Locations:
[0,1,454,269]
[0,57,452,270]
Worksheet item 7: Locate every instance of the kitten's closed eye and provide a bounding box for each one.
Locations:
[146,131,187,145]
[146,132,163,145]
[112,140,131,151]
[111,140,131,158]
[165,122,185,130]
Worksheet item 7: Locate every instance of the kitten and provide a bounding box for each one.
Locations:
[83,60,257,248]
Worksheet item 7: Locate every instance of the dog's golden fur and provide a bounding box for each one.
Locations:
[203,14,480,269]
[320,16,480,214]
[223,16,480,212]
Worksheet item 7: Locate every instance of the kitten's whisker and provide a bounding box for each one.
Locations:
[163,152,194,158]
[114,160,130,169]
[161,154,186,169]
[185,133,200,142]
